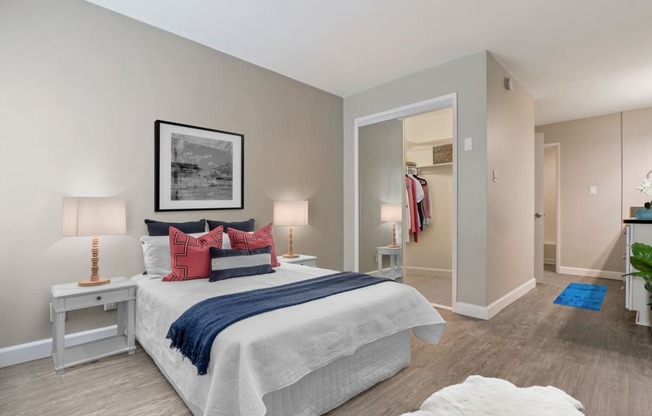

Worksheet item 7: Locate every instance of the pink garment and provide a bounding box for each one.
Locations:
[406,176,419,242]
[408,176,422,230]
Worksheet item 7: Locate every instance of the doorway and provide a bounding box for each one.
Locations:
[403,109,454,308]
[355,94,457,311]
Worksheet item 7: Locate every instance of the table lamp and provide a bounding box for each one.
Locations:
[380,203,402,248]
[273,200,308,258]
[62,197,126,286]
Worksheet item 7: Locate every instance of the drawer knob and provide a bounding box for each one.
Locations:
[97,296,102,301]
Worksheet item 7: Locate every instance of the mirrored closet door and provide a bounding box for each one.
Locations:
[358,106,454,310]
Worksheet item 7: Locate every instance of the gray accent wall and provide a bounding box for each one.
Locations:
[0,0,343,348]
[344,52,489,308]
[344,51,535,313]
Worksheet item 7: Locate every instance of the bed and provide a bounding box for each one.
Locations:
[134,261,445,416]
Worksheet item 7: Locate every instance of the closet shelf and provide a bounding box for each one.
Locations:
[418,163,453,169]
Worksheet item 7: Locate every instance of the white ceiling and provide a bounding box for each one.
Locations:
[86,0,652,125]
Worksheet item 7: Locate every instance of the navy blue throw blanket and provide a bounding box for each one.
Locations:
[167,272,392,375]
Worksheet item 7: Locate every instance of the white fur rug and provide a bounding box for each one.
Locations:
[401,375,584,416]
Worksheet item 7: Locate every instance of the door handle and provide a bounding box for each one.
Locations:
[535,212,543,218]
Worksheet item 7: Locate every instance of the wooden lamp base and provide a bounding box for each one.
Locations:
[78,277,111,287]
[386,221,401,248]
[78,235,111,286]
[283,225,300,258]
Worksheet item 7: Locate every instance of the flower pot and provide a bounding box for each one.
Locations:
[635,209,652,220]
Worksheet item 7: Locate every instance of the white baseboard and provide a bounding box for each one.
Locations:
[455,302,489,320]
[0,325,117,368]
[487,278,536,319]
[455,278,536,320]
[558,266,623,281]
[544,258,556,265]
[405,266,452,279]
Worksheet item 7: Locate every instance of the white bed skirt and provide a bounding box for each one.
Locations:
[263,329,411,416]
[140,330,410,416]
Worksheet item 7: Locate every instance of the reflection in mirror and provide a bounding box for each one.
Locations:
[358,119,403,275]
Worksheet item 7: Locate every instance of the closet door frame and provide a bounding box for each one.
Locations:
[353,93,458,312]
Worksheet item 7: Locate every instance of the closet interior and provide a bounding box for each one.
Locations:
[403,108,454,308]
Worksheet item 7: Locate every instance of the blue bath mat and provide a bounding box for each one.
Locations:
[553,283,607,311]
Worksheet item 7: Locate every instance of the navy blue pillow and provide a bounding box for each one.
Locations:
[209,246,274,281]
[144,219,206,236]
[207,218,255,232]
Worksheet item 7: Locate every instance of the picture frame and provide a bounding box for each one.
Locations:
[155,120,244,212]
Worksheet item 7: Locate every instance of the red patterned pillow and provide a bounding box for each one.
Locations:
[163,226,223,281]
[228,223,280,267]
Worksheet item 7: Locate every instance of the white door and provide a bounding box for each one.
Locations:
[534,133,545,283]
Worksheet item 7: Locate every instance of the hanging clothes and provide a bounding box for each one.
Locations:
[405,169,434,243]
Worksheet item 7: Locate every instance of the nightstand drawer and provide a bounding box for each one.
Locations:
[65,289,129,310]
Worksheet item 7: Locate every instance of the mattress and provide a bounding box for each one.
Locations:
[134,263,445,415]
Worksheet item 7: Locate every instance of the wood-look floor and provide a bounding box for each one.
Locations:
[404,274,452,307]
[2,269,652,416]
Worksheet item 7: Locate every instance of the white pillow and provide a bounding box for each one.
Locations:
[140,233,204,279]
[222,233,230,250]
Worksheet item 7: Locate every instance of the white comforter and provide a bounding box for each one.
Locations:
[135,263,446,416]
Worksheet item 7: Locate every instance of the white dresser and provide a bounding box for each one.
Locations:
[624,219,652,327]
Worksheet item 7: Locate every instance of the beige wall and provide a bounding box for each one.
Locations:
[486,54,535,304]
[0,0,343,348]
[358,120,403,274]
[537,106,652,275]
[404,108,453,142]
[537,115,623,273]
[544,146,558,245]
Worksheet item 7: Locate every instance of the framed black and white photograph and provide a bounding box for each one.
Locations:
[155,120,244,211]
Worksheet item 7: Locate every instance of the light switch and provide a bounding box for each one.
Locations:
[464,137,473,151]
[589,186,597,196]
[493,169,499,183]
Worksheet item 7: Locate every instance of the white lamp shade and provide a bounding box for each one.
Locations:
[273,200,308,226]
[62,197,127,236]
[380,203,402,222]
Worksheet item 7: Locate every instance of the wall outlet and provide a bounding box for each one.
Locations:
[104,303,117,311]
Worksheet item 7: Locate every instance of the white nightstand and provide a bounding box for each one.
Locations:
[278,254,318,267]
[51,277,137,373]
[377,246,402,280]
